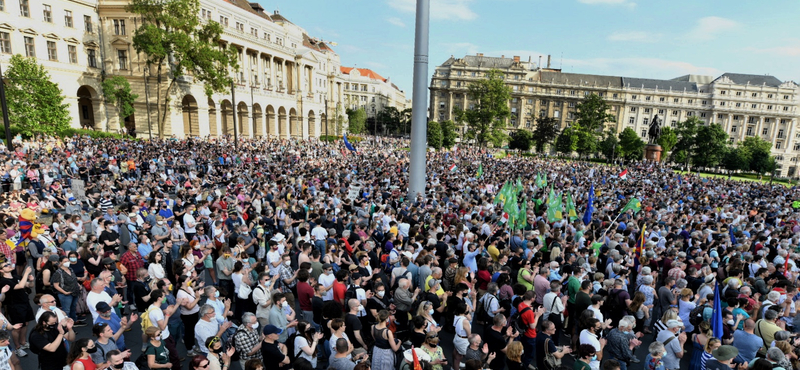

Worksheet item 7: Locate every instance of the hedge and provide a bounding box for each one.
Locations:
[319,135,363,143]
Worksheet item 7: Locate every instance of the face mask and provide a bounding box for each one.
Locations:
[49,306,57,311]
[224,254,231,258]
[113,363,124,369]
[215,291,220,298]
[779,295,787,305]
[162,297,167,304]
[357,304,364,312]
[663,351,668,357]
[157,221,164,225]
[47,324,57,331]
[155,334,162,341]
[284,261,291,266]
[69,257,77,263]
[0,346,7,352]
[591,355,597,361]
[194,244,201,250]
[377,291,385,298]
[428,309,434,315]
[282,301,289,308]
[726,319,735,326]
[622,331,630,335]
[87,346,98,354]
[110,276,116,282]
[251,322,259,330]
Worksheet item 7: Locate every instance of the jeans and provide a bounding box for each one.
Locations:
[521,335,537,369]
[58,293,78,321]
[314,240,326,259]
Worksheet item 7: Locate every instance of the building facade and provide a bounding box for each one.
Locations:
[430,54,800,177]
[0,0,399,139]
[340,66,407,118]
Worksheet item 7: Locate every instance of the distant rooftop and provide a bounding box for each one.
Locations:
[715,73,783,87]
[539,72,622,87]
[623,77,699,92]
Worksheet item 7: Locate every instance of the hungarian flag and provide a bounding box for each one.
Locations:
[619,169,629,180]
[448,164,458,173]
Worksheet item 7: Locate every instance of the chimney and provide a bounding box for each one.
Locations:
[513,56,520,62]
[501,55,505,59]
[477,53,483,57]
[547,55,551,68]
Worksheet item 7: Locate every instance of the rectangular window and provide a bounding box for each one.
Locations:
[768,105,773,110]
[721,90,727,95]
[718,114,723,119]
[24,36,34,57]
[628,117,635,124]
[67,45,76,63]
[768,94,773,98]
[20,0,28,17]
[87,48,96,68]
[46,41,57,60]
[736,91,742,96]
[784,95,790,100]
[644,108,651,113]
[118,49,128,70]
[748,117,755,123]
[795,143,800,151]
[720,101,726,106]
[641,129,647,138]
[752,104,757,109]
[630,107,636,112]
[43,4,52,22]
[584,91,590,96]
[779,129,785,138]
[658,109,665,114]
[645,96,651,101]
[700,113,707,118]
[236,22,244,32]
[672,110,678,116]
[765,118,771,123]
[752,93,757,97]
[674,98,679,103]
[554,110,560,118]
[570,90,576,96]
[0,0,3,12]
[114,19,126,35]
[613,93,618,98]
[84,15,92,32]
[569,102,575,108]
[776,142,782,149]
[671,120,677,127]
[219,16,228,26]
[702,100,707,105]
[644,118,649,126]
[631,95,637,100]
[250,27,257,36]
[659,97,665,102]
[64,10,73,27]
[688,99,693,104]
[0,32,10,54]
[735,103,741,107]
[734,115,741,121]
[784,106,790,111]
[746,127,753,136]
[731,126,737,133]
[762,128,768,135]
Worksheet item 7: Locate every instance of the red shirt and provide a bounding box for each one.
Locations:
[297,281,315,311]
[120,251,144,282]
[518,301,537,338]
[333,280,346,304]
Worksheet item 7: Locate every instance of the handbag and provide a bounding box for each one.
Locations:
[544,338,561,370]
[237,282,252,299]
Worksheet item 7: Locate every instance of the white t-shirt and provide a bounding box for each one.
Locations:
[267,250,282,276]
[355,286,367,317]
[183,213,197,233]
[319,272,335,301]
[579,329,601,370]
[177,289,200,315]
[294,336,317,367]
[0,346,12,370]
[148,307,169,339]
[195,319,220,353]
[232,273,244,294]
[35,307,68,323]
[87,291,113,323]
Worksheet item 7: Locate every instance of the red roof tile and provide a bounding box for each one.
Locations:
[340,67,387,82]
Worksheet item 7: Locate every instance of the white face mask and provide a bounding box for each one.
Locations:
[281,301,289,308]
[357,305,364,312]
[726,319,735,326]
[157,221,164,225]
[284,261,291,266]
[377,291,385,298]
[251,322,259,330]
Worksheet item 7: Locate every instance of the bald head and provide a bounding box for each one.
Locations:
[39,294,56,309]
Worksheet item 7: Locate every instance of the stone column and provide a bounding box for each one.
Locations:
[198,107,210,137]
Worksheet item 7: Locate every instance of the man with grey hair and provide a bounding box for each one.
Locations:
[750,347,788,370]
[203,285,232,324]
[194,304,233,353]
[393,278,418,331]
[480,283,503,320]
[233,312,262,369]
[605,315,643,370]
[761,291,782,318]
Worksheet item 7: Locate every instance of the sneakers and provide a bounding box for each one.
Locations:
[630,357,641,364]
[187,349,199,357]
[20,343,29,350]
[15,348,27,357]
[74,320,88,327]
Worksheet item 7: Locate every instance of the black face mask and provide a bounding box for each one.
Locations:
[87,346,98,354]
[213,347,223,355]
[113,364,124,369]
[46,324,57,331]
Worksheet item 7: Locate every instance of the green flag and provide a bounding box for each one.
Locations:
[566,192,577,221]
[536,173,547,189]
[546,188,563,222]
[620,198,642,214]
[477,163,484,179]
[494,182,509,205]
[515,177,523,194]
[517,200,528,230]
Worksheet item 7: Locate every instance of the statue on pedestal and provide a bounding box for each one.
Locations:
[648,114,662,144]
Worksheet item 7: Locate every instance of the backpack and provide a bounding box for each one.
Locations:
[392,269,411,291]
[343,285,359,310]
[476,294,497,324]
[603,289,624,318]
[285,332,298,363]
[689,303,710,326]
[141,305,157,331]
[511,305,532,334]
[134,350,152,370]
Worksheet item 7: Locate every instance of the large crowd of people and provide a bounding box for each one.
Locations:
[0,134,798,370]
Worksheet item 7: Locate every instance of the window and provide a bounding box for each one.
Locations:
[765,118,771,123]
[114,19,126,35]
[795,143,800,151]
[63,10,73,27]
[554,110,560,118]
[700,113,707,118]
[118,49,128,70]
[584,91,590,96]
[512,98,518,103]
[645,96,651,101]
[67,45,76,63]
[527,99,533,104]
[219,16,228,26]
[734,115,741,121]
[0,32,9,54]
[719,101,726,106]
[784,95,790,100]
[644,108,651,113]
[540,100,547,105]
[784,106,790,111]
[736,91,742,96]
[630,107,636,112]
[736,103,741,107]
[746,127,753,136]
[731,126,737,133]
[570,90,576,96]
[471,72,476,77]
[46,41,57,60]
[43,4,52,22]
[702,100,707,105]
[762,128,768,135]
[729,138,735,144]
[768,105,773,110]
[776,142,782,149]
[512,85,518,91]
[751,104,757,109]
[782,119,789,124]
[201,9,212,19]
[752,93,757,97]
[658,109,665,114]
[23,36,34,57]
[250,27,257,36]
[674,98,679,103]
[779,129,785,138]
[628,117,635,124]
[568,112,575,120]
[721,90,727,95]
[718,114,723,119]
[19,0,28,17]
[768,94,773,98]
[236,22,244,32]
[87,48,96,68]
[556,89,562,95]
[670,120,677,127]
[748,117,755,123]
[613,93,618,98]
[688,99,693,104]
[644,118,649,126]
[0,0,3,11]
[539,110,546,117]
[84,15,92,32]
[569,102,575,108]
[641,129,647,138]
[631,95,637,100]
[687,112,694,117]
[672,110,678,116]
[659,97,665,102]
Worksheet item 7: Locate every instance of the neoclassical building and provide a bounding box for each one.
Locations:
[340,66,408,118]
[0,0,402,139]
[430,54,800,177]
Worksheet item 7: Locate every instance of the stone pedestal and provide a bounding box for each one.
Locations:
[644,144,663,162]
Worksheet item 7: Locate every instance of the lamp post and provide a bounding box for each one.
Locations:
[408,0,430,199]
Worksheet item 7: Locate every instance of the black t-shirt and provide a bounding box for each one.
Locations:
[409,331,426,348]
[0,275,26,305]
[260,341,289,369]
[366,297,388,325]
[484,326,508,370]
[131,280,151,313]
[99,230,120,253]
[30,329,67,370]
[534,333,557,370]
[344,313,363,348]
[311,296,324,326]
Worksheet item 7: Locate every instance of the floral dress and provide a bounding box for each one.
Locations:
[422,345,446,370]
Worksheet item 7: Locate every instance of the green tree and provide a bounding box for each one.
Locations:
[532,116,559,153]
[3,54,71,136]
[346,108,367,134]
[739,137,775,174]
[598,128,619,161]
[618,127,645,161]
[555,127,577,155]
[574,94,616,156]
[440,120,458,149]
[691,123,728,168]
[128,0,238,138]
[508,129,533,151]
[427,121,443,149]
[657,126,678,159]
[722,146,751,173]
[671,116,702,168]
[455,69,511,147]
[101,76,139,132]
[334,105,346,135]
[376,106,401,135]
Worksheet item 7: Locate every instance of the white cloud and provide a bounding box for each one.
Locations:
[686,16,740,41]
[363,61,389,71]
[388,0,477,21]
[607,31,660,42]
[387,17,406,28]
[746,44,800,57]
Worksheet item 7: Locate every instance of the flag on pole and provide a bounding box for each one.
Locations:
[517,200,528,230]
[729,227,737,246]
[620,198,642,214]
[476,163,484,178]
[619,169,629,180]
[536,173,547,189]
[494,182,509,205]
[343,133,357,152]
[678,174,683,186]
[634,224,646,269]
[583,184,595,226]
[546,188,563,222]
[448,164,458,173]
[504,191,519,227]
[566,192,577,222]
[710,281,724,339]
[412,346,423,370]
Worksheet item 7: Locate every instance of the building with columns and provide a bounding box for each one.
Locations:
[430,53,800,177]
[0,0,364,139]
[340,66,408,118]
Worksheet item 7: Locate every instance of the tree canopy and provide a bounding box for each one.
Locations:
[3,54,71,136]
[508,129,533,151]
[440,120,458,149]
[346,108,367,134]
[618,127,645,161]
[102,76,139,131]
[531,116,559,153]
[574,94,616,155]
[455,69,511,147]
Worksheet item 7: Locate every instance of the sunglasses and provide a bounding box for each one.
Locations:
[198,364,209,369]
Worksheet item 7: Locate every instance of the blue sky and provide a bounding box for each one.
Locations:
[266,0,800,94]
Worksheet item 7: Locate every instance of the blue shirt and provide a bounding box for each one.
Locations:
[138,243,153,258]
[733,330,762,363]
[463,248,481,274]
[95,312,127,351]
[158,209,174,227]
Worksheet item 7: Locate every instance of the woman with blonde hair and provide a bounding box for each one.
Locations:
[688,322,714,370]
[506,341,524,370]
[677,288,698,333]
[421,332,447,370]
[415,300,442,333]
[654,306,681,337]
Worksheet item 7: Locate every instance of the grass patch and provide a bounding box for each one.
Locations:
[674,170,794,187]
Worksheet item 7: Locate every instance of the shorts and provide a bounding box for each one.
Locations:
[8,303,34,325]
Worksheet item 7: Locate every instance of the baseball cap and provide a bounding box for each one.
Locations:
[666,320,684,329]
[262,325,283,336]
[95,301,112,313]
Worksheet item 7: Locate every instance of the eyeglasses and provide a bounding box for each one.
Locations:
[208,336,221,347]
[198,363,209,368]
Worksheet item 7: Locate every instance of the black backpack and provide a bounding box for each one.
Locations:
[134,349,152,370]
[477,294,497,324]
[603,289,624,318]
[344,285,359,308]
[511,306,532,334]
[689,303,710,327]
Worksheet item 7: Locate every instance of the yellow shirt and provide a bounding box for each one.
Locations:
[487,244,500,262]
[425,275,445,296]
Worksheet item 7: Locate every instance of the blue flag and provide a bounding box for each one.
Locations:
[583,184,594,226]
[711,281,724,339]
[343,133,357,152]
[729,227,737,246]
[678,174,683,185]
[602,176,606,185]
